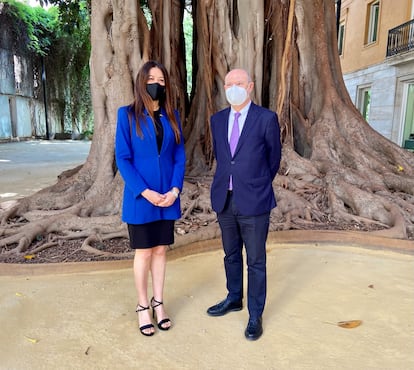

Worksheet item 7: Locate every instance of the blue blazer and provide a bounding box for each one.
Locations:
[210,103,281,216]
[115,105,186,224]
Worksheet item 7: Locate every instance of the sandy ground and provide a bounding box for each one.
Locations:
[1,140,414,369]
[0,239,414,370]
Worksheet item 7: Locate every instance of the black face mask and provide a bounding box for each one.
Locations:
[146,83,166,101]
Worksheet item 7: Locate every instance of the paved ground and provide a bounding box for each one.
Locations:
[1,239,413,370]
[0,140,413,370]
[0,139,91,202]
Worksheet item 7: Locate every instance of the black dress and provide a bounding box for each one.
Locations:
[128,109,174,249]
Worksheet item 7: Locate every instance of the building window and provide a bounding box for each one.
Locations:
[338,22,345,55]
[402,83,414,149]
[366,1,380,44]
[357,86,371,122]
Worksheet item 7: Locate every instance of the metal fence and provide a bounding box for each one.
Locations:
[387,19,414,57]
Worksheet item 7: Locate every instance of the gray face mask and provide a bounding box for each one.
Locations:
[225,85,248,105]
[146,83,166,101]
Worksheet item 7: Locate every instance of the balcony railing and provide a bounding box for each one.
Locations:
[387,19,414,57]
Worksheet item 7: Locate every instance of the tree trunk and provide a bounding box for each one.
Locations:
[269,0,414,238]
[1,0,413,259]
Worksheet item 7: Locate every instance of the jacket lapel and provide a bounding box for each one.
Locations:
[219,107,232,157]
[232,103,256,156]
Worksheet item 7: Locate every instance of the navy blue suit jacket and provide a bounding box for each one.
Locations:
[210,102,281,216]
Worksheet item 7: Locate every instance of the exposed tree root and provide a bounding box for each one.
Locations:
[1,145,412,263]
[1,110,414,262]
[81,234,133,258]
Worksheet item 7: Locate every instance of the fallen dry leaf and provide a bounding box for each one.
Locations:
[24,336,39,344]
[337,320,363,329]
[24,254,35,260]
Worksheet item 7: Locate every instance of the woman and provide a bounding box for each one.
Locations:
[115,61,186,336]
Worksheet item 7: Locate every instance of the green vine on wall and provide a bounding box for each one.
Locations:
[0,0,92,135]
[0,0,58,56]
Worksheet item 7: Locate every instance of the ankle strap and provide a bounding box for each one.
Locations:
[136,304,150,312]
[151,297,163,308]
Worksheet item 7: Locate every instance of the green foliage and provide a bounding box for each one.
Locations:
[44,0,91,134]
[1,0,92,134]
[1,0,59,55]
[140,0,151,28]
[183,7,193,95]
[1,0,91,57]
[81,129,93,140]
[38,0,91,35]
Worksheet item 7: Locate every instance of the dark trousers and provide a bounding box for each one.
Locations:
[217,192,270,320]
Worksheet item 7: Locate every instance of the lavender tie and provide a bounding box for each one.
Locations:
[229,112,241,190]
[229,112,241,156]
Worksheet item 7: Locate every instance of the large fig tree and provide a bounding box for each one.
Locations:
[1,0,413,259]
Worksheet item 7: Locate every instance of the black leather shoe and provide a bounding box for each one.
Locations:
[206,298,243,317]
[244,317,263,340]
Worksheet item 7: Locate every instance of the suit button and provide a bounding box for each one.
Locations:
[231,161,235,164]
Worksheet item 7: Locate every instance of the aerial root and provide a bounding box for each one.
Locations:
[81,233,132,257]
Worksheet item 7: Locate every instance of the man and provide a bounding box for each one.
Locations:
[207,68,282,340]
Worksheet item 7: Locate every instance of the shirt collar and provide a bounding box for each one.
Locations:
[230,101,251,118]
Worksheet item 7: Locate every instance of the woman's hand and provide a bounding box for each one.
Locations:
[157,190,178,207]
[141,189,166,206]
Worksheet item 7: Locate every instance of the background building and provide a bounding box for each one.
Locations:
[338,0,414,150]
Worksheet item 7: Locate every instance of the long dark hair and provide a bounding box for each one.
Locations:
[129,60,181,143]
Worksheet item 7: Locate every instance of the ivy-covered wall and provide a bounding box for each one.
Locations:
[0,1,91,141]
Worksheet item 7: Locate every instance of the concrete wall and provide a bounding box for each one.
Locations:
[0,5,92,142]
[0,48,14,94]
[0,95,12,137]
[0,47,49,141]
[0,15,69,142]
[15,97,32,137]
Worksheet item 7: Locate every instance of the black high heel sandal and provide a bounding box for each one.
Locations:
[151,297,171,331]
[136,304,155,336]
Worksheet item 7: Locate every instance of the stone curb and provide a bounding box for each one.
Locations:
[1,230,412,276]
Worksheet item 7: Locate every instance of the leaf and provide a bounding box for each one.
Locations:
[176,227,186,235]
[15,292,24,297]
[24,336,39,344]
[337,320,362,329]
[24,255,35,260]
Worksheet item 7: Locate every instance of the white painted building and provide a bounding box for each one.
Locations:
[339,0,414,150]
